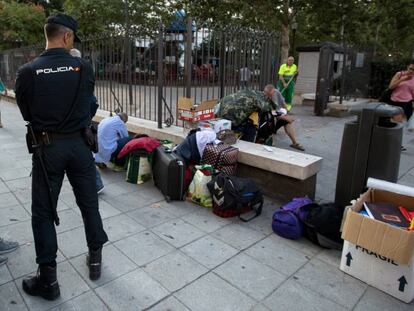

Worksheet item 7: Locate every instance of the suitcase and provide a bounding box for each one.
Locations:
[152,146,185,201]
[202,143,238,175]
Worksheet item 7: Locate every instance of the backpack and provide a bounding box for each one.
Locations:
[207,173,263,222]
[272,197,315,240]
[303,202,344,249]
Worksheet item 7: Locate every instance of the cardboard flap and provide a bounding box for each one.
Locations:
[178,97,193,110]
[196,99,217,111]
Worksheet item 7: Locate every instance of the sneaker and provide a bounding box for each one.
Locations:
[95,162,107,169]
[0,238,19,255]
[97,185,105,195]
[107,162,126,172]
[0,256,7,266]
[401,145,407,151]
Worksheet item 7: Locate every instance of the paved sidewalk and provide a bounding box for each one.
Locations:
[0,99,413,311]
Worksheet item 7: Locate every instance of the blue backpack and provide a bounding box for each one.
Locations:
[272,197,315,240]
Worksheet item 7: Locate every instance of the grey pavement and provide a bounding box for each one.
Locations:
[0,98,413,311]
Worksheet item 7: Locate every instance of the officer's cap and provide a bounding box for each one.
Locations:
[46,13,81,43]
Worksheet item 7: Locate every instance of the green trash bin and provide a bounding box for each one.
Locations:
[335,103,403,207]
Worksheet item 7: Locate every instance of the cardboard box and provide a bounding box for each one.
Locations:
[198,118,231,133]
[340,188,414,303]
[342,188,414,265]
[340,241,414,303]
[178,97,216,123]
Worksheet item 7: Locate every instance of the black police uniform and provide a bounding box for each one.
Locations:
[15,48,108,266]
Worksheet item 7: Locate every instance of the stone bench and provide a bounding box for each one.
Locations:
[94,110,323,202]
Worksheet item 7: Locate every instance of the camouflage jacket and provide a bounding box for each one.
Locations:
[217,89,277,127]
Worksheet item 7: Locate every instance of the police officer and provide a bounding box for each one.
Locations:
[15,13,108,301]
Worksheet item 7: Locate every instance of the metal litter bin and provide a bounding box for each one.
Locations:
[335,103,403,207]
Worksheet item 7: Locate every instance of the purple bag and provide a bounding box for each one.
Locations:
[272,197,314,240]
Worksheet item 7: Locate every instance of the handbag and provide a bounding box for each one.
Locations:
[379,88,393,104]
[82,122,98,152]
[207,173,263,222]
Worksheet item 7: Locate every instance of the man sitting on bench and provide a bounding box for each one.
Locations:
[263,84,305,151]
[94,112,131,170]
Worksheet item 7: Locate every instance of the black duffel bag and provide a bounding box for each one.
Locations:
[303,202,344,250]
[207,173,263,222]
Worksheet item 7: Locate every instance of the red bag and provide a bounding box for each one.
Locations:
[202,143,238,175]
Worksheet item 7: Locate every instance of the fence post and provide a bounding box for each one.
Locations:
[219,33,225,99]
[185,17,193,99]
[157,26,164,129]
[127,36,133,112]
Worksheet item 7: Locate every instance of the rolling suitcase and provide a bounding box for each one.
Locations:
[152,146,185,202]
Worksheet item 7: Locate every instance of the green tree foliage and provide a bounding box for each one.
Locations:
[64,0,176,37]
[0,0,45,49]
[17,0,64,15]
[1,0,411,60]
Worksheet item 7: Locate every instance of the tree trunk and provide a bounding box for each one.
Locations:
[281,22,290,63]
[280,0,291,63]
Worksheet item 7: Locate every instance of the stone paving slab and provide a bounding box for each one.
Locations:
[180,235,239,270]
[127,205,176,228]
[293,258,368,309]
[263,278,348,311]
[148,296,190,311]
[114,231,175,267]
[0,204,30,227]
[70,244,137,289]
[17,262,90,311]
[95,269,169,311]
[49,291,110,311]
[212,223,267,250]
[1,99,414,310]
[175,272,256,311]
[143,251,208,292]
[353,287,414,311]
[102,214,146,242]
[244,236,310,276]
[214,253,287,301]
[0,281,28,311]
[6,244,65,280]
[152,219,205,248]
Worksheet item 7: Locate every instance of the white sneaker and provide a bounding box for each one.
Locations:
[97,185,105,194]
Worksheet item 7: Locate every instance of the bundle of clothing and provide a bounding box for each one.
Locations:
[174,129,217,165]
[117,134,161,159]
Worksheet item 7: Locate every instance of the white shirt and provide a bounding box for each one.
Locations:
[94,116,128,163]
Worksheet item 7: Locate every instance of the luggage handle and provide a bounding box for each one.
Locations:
[238,200,263,222]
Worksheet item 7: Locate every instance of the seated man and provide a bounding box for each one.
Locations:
[94,112,131,170]
[263,84,305,151]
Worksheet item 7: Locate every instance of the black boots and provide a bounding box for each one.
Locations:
[87,247,102,280]
[22,266,60,301]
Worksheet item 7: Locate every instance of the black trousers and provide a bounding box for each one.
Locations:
[32,137,108,265]
[390,100,413,120]
[109,136,132,167]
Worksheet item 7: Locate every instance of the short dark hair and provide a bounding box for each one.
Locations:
[44,23,71,41]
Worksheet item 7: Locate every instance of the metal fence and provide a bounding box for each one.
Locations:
[0,22,281,127]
